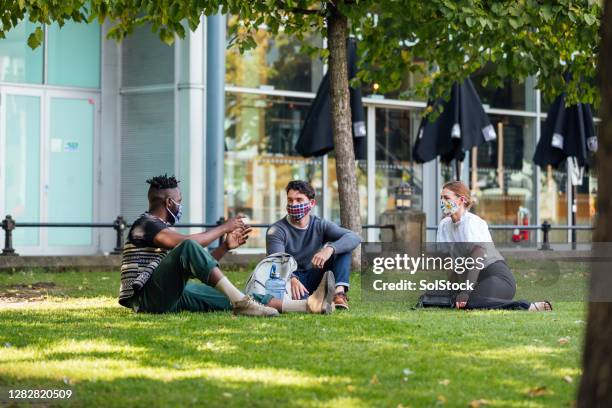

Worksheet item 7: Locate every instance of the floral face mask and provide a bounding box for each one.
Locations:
[440,199,460,216]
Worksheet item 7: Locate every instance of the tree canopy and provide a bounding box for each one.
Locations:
[0,0,602,106]
[356,0,601,107]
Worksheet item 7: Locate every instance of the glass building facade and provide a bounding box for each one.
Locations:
[0,18,101,253]
[0,18,598,254]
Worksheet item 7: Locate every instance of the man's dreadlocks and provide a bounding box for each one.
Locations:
[146,174,180,190]
[146,174,180,209]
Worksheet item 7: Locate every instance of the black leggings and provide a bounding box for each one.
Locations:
[466,261,531,310]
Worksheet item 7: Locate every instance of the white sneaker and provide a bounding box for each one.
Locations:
[232,296,279,317]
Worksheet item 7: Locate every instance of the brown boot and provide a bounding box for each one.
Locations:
[306,271,335,314]
[333,292,349,310]
[232,296,279,317]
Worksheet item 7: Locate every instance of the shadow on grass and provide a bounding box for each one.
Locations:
[0,268,587,407]
[0,300,585,407]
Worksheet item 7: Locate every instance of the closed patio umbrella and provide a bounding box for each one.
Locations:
[295,37,366,160]
[534,94,596,169]
[534,93,597,245]
[413,78,496,179]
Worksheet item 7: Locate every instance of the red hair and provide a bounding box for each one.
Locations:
[442,181,474,209]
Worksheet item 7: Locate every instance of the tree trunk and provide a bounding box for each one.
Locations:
[326,4,362,269]
[577,1,612,406]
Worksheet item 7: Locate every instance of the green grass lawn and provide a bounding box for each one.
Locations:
[0,263,587,408]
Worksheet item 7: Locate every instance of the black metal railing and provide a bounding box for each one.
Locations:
[426,221,594,250]
[0,214,395,256]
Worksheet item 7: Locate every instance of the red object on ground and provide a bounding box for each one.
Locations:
[521,212,529,241]
[512,228,521,242]
[513,207,531,242]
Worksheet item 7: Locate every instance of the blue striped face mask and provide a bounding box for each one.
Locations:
[167,199,183,225]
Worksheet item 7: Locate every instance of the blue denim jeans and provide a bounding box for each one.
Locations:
[294,251,351,298]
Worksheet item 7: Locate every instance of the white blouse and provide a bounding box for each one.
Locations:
[436,211,504,267]
[437,211,492,242]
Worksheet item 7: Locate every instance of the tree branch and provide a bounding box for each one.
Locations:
[292,7,321,14]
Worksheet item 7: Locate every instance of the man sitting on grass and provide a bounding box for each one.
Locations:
[266,180,361,310]
[118,174,279,317]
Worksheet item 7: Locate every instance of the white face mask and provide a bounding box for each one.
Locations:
[167,198,183,225]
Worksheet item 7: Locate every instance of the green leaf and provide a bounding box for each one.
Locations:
[584,14,596,26]
[159,28,175,46]
[540,5,553,21]
[175,23,186,39]
[27,26,43,49]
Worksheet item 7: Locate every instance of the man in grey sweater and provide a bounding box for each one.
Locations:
[266,180,361,310]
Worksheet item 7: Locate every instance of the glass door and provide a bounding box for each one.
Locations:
[0,86,99,254]
[45,93,97,248]
[0,88,42,248]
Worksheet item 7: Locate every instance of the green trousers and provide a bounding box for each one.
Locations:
[134,239,232,313]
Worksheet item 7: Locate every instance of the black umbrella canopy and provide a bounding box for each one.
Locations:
[533,93,597,171]
[413,78,496,165]
[295,38,366,160]
[534,92,597,245]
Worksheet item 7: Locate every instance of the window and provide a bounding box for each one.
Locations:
[374,107,423,217]
[0,17,101,88]
[47,21,101,88]
[575,168,596,243]
[0,18,43,84]
[471,65,536,111]
[575,121,598,242]
[539,160,568,243]
[226,19,324,93]
[326,154,368,226]
[224,93,323,248]
[470,115,538,243]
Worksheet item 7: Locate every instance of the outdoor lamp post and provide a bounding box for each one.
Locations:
[395,183,413,209]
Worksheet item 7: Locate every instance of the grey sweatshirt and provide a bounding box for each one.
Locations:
[266,215,361,270]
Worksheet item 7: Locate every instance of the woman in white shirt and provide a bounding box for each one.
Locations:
[437,181,552,311]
